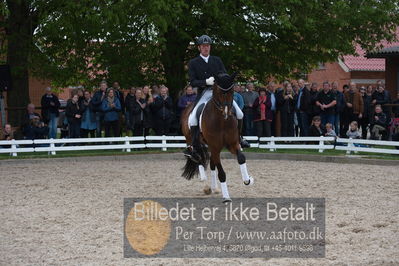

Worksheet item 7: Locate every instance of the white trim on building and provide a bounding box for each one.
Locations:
[338,58,350,72]
[350,79,385,84]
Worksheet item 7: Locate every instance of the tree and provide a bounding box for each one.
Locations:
[1,0,399,125]
[3,0,38,125]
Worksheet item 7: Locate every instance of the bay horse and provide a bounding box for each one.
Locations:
[181,73,254,203]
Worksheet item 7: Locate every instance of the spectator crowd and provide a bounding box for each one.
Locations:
[1,79,399,144]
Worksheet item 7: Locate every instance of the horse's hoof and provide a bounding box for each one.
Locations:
[244,176,254,186]
[203,186,212,195]
[223,198,232,203]
[212,188,221,194]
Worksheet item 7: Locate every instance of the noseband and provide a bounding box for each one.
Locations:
[212,84,234,120]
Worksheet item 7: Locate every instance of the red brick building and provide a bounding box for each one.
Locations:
[307,32,399,99]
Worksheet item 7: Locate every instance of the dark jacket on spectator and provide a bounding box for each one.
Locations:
[129,97,150,128]
[372,90,391,106]
[334,90,346,114]
[371,112,387,128]
[152,95,174,120]
[91,90,106,112]
[113,89,125,112]
[277,93,295,114]
[308,125,326,137]
[362,94,373,120]
[252,95,273,121]
[23,122,49,140]
[41,94,60,122]
[125,93,135,113]
[66,99,84,125]
[295,87,311,113]
[20,111,41,134]
[309,89,321,117]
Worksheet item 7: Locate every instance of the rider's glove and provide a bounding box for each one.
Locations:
[206,77,215,86]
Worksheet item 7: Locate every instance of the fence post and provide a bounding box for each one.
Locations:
[162,135,167,151]
[11,139,17,157]
[269,136,275,152]
[319,136,324,153]
[346,138,353,155]
[49,139,56,155]
[125,136,131,152]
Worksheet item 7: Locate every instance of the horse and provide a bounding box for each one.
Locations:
[181,73,254,203]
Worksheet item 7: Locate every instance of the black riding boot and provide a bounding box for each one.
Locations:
[183,126,202,163]
[238,119,250,148]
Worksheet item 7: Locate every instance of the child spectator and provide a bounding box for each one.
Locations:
[308,116,325,136]
[325,123,337,137]
[346,121,361,139]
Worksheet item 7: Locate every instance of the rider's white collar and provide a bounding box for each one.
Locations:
[200,54,209,63]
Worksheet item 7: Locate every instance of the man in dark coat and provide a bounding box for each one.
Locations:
[40,87,60,139]
[295,79,311,136]
[184,34,248,162]
[152,86,174,135]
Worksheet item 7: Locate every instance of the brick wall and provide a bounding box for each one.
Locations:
[307,62,387,90]
[28,77,52,107]
[307,62,351,88]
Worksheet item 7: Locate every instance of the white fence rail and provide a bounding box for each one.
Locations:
[259,136,336,153]
[0,136,398,157]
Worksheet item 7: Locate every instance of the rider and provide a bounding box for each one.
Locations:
[183,34,250,162]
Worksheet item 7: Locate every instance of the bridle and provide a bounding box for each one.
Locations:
[212,84,234,120]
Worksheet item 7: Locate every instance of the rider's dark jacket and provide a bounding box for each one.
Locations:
[188,55,226,96]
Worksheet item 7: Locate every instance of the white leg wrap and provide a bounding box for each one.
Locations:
[220,182,230,199]
[211,170,218,190]
[239,163,250,182]
[199,165,207,181]
[188,90,213,127]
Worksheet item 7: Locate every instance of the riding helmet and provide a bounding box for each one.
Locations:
[197,35,212,45]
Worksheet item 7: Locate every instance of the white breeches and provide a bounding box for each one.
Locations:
[188,90,243,127]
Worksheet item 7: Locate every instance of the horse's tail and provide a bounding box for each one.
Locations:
[182,144,209,180]
[182,157,200,180]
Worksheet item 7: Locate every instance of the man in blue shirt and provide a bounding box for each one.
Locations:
[233,84,244,110]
